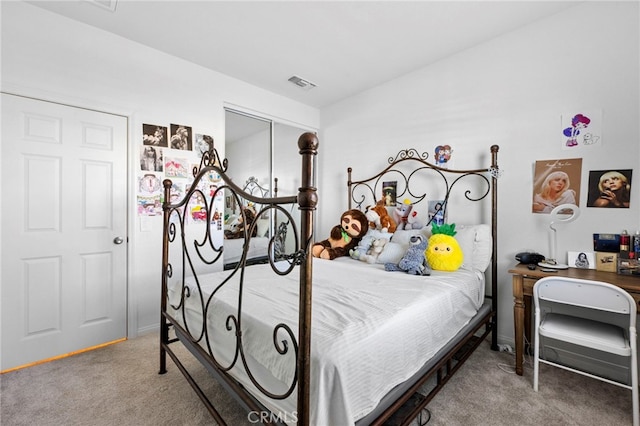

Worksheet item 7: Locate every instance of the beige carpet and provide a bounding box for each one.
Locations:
[0,333,633,425]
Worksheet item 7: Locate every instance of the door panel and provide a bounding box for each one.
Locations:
[1,94,128,371]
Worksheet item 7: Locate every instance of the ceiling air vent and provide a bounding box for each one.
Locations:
[288,76,316,91]
[85,0,118,12]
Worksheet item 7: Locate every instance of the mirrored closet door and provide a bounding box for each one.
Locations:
[224,108,313,265]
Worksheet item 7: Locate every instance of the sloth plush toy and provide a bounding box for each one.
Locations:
[312,209,369,260]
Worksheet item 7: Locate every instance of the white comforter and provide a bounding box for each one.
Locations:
[223,236,270,265]
[168,257,484,425]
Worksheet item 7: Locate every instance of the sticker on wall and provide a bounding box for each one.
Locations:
[561,110,602,149]
[586,169,632,208]
[532,158,582,214]
[169,124,193,150]
[434,145,453,168]
[142,123,168,147]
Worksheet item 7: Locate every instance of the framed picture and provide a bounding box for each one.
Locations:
[568,251,596,269]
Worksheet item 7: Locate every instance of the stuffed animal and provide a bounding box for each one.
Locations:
[349,228,393,260]
[313,209,369,260]
[360,238,389,264]
[384,234,431,275]
[224,207,258,239]
[406,209,425,230]
[425,223,464,271]
[366,200,397,233]
[349,232,376,260]
[393,199,423,230]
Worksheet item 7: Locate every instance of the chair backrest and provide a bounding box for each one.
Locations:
[534,277,637,325]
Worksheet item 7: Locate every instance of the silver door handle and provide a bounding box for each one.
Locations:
[113,237,124,245]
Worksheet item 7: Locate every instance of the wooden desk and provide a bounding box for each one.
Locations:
[509,263,640,376]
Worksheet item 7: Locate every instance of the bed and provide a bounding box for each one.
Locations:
[160,133,500,425]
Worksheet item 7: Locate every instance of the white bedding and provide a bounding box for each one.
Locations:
[167,257,484,425]
[223,236,270,265]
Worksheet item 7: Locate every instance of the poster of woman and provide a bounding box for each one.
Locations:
[586,169,632,208]
[532,158,582,214]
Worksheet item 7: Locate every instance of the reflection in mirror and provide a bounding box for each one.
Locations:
[224,109,271,269]
[224,108,315,269]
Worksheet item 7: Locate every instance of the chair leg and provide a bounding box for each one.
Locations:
[630,329,639,426]
[533,309,540,392]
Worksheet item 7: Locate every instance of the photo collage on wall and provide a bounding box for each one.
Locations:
[138,122,220,224]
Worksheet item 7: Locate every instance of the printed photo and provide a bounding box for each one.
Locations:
[382,181,397,206]
[169,124,192,150]
[532,158,582,214]
[568,251,595,269]
[428,200,446,226]
[586,169,632,208]
[194,133,214,158]
[140,146,163,171]
[142,123,168,147]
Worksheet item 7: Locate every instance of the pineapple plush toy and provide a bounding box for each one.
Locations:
[425,223,464,271]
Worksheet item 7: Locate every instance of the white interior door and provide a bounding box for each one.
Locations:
[1,93,128,371]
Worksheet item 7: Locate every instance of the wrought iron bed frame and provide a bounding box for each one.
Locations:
[159,132,500,425]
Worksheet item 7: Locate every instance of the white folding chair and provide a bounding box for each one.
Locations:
[533,276,638,426]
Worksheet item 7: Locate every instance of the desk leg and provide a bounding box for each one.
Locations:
[513,274,524,376]
[524,295,532,355]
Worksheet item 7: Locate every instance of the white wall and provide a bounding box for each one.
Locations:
[319,1,640,345]
[0,1,320,336]
[3,1,638,346]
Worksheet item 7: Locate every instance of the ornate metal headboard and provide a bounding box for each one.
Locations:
[347,146,501,350]
[348,147,500,228]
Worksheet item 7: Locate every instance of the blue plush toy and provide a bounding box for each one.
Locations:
[384,234,431,275]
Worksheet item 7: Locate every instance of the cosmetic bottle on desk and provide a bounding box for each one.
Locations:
[618,230,640,276]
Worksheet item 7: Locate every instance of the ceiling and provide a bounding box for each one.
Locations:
[27,0,581,109]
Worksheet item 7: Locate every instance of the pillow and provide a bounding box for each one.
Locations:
[377,223,492,273]
[256,218,269,238]
[389,229,426,245]
[454,224,492,272]
[376,241,408,264]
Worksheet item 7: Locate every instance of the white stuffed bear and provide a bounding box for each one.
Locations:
[360,238,389,264]
[349,229,392,260]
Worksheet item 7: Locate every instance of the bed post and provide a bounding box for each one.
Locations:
[159,178,172,374]
[347,167,353,209]
[490,145,499,351]
[297,132,318,426]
